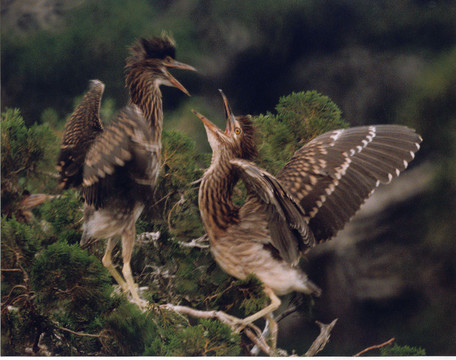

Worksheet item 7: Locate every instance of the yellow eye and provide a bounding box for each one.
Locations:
[234,127,241,135]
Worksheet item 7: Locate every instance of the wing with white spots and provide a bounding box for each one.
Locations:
[231,158,316,265]
[57,80,105,189]
[277,125,422,244]
[83,105,159,209]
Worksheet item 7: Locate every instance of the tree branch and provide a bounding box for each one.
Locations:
[244,328,273,356]
[354,337,395,356]
[305,318,338,356]
[161,303,274,355]
[57,326,101,338]
[178,234,209,249]
[161,303,238,325]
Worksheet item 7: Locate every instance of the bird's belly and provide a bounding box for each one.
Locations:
[82,203,144,240]
[211,239,305,296]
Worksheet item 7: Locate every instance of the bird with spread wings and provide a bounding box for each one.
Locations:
[193,90,422,350]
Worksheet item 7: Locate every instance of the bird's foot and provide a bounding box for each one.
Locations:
[233,319,250,333]
[131,296,149,311]
[223,317,255,334]
[126,283,149,311]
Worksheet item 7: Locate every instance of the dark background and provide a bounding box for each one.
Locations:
[2,0,455,355]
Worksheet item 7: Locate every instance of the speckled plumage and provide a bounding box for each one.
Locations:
[57,36,195,307]
[195,91,422,348]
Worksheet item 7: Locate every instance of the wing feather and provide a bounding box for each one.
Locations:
[57,80,105,189]
[231,158,315,265]
[278,124,422,244]
[82,105,159,209]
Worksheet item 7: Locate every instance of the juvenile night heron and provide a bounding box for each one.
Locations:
[57,36,196,306]
[193,90,422,349]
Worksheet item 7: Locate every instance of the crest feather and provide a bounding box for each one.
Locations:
[127,34,176,65]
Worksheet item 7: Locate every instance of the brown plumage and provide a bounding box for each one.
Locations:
[194,90,422,349]
[57,36,196,307]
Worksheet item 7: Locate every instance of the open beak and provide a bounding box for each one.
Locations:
[164,59,197,97]
[218,89,236,135]
[192,109,221,135]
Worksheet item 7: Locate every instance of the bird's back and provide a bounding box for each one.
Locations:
[83,105,159,210]
[80,105,157,245]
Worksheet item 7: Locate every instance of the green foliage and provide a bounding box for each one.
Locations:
[102,301,156,355]
[1,216,43,269]
[1,86,430,355]
[37,190,83,245]
[145,318,240,356]
[31,242,113,324]
[149,130,203,239]
[1,108,59,217]
[208,274,268,318]
[380,343,426,356]
[255,91,348,174]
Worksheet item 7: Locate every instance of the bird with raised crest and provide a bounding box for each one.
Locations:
[193,90,422,350]
[56,35,196,307]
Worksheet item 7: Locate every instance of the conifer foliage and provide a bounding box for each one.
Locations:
[0,92,421,355]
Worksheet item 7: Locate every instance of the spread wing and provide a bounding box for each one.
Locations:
[277,125,422,244]
[82,105,159,209]
[231,158,316,265]
[57,80,105,189]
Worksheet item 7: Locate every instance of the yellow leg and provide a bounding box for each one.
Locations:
[265,312,278,351]
[121,226,147,309]
[102,238,128,292]
[241,287,281,325]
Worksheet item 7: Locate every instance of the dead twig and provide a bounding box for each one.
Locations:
[276,304,299,323]
[354,337,395,357]
[161,303,273,355]
[244,328,273,356]
[178,234,209,249]
[305,318,338,356]
[167,193,185,232]
[57,326,101,338]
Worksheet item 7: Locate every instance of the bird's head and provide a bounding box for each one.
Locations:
[126,35,196,96]
[193,90,258,161]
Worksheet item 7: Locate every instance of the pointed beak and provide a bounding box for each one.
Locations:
[164,59,197,97]
[218,89,236,135]
[192,109,220,135]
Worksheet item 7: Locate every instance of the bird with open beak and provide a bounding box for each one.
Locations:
[193,90,421,352]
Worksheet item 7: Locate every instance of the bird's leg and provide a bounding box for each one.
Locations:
[234,287,281,331]
[102,237,128,292]
[121,226,147,309]
[265,312,278,352]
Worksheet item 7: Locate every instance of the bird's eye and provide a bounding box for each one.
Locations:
[234,127,241,135]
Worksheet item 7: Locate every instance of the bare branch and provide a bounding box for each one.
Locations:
[305,318,338,356]
[57,326,101,338]
[137,231,160,244]
[354,337,395,357]
[244,328,273,356]
[161,303,237,324]
[190,177,202,186]
[167,193,186,231]
[0,268,23,272]
[276,304,300,323]
[161,303,273,355]
[178,234,209,249]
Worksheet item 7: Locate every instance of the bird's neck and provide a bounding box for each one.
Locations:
[126,70,163,144]
[199,154,240,237]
